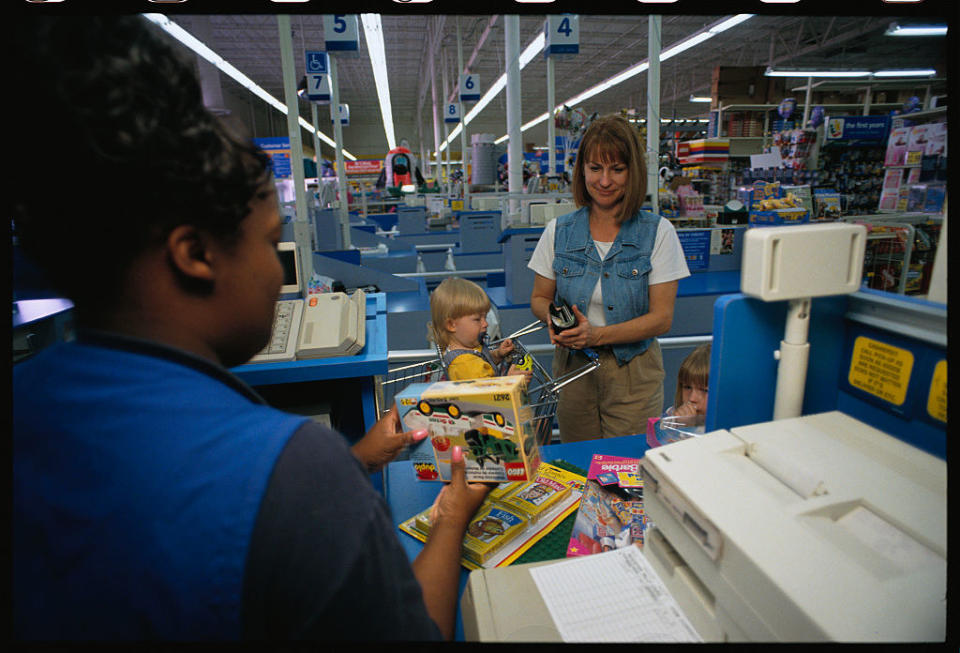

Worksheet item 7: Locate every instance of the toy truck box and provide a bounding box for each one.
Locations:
[395,375,541,483]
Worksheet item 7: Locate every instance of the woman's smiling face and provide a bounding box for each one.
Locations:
[584,150,628,211]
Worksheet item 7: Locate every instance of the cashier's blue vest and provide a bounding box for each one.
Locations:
[552,206,659,365]
[13,338,309,640]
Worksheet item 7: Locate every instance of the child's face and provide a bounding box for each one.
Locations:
[448,312,487,349]
[680,382,708,416]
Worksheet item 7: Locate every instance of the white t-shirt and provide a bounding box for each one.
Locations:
[527,216,690,326]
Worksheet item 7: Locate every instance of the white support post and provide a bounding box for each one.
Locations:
[328,54,351,249]
[647,16,661,212]
[505,15,522,224]
[547,54,556,185]
[457,17,470,208]
[277,16,313,287]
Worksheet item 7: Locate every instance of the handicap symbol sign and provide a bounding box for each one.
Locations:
[306,51,328,74]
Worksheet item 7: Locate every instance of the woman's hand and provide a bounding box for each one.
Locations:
[552,304,598,350]
[351,406,428,472]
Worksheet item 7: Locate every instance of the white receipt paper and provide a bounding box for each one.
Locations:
[529,545,701,642]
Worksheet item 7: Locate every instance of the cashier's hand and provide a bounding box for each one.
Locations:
[552,305,597,350]
[429,446,491,531]
[351,406,428,473]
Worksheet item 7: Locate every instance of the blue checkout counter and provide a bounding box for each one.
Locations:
[230,292,391,492]
[381,280,946,641]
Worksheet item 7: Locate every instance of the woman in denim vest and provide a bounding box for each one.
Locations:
[528,115,690,442]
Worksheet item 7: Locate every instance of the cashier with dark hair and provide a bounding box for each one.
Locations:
[12,15,489,641]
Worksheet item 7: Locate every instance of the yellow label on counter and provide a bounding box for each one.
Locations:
[451,200,464,211]
[848,336,914,406]
[926,359,947,423]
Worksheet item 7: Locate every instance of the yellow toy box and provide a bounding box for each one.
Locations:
[462,505,529,565]
[396,376,541,483]
[494,470,571,523]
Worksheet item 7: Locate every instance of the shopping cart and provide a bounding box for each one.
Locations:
[375,320,601,445]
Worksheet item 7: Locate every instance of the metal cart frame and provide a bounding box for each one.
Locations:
[376,320,600,445]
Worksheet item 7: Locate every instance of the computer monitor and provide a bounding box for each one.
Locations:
[276,241,301,295]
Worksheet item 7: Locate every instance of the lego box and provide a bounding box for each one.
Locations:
[395,375,541,483]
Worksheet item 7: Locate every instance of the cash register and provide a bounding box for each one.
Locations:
[248,242,366,363]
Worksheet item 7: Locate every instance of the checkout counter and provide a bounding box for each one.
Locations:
[383,223,947,642]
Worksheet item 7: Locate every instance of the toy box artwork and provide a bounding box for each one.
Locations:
[395,375,541,483]
[495,473,571,524]
[566,454,646,558]
[462,505,528,564]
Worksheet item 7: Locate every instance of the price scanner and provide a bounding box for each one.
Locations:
[248,242,366,363]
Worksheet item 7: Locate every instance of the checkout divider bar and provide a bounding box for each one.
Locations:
[394,268,504,279]
[386,334,712,363]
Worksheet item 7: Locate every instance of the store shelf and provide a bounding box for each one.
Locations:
[892,106,947,124]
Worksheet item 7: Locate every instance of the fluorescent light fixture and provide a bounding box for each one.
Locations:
[689,95,712,102]
[765,67,871,78]
[885,23,948,37]
[440,32,544,151]
[143,14,356,160]
[873,69,937,77]
[501,14,753,143]
[361,14,396,151]
[400,184,416,193]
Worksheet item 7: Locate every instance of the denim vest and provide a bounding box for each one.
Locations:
[552,206,660,365]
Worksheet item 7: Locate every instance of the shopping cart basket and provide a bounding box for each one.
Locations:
[375,320,600,445]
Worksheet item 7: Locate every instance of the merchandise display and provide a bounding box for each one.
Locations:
[398,461,586,570]
[738,181,810,226]
[879,119,947,214]
[815,140,885,215]
[770,128,817,170]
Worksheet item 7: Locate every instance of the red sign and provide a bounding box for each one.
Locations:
[344,159,383,175]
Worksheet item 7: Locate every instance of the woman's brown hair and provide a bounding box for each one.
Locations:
[571,114,648,223]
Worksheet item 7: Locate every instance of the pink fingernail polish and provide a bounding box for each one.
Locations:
[452,446,462,463]
[413,429,428,441]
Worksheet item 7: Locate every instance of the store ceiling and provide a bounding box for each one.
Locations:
[165,13,948,159]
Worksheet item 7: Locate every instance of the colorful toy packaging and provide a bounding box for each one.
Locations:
[462,505,529,565]
[495,467,572,524]
[566,454,647,558]
[395,375,541,483]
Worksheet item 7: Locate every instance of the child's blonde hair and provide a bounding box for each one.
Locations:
[428,277,492,349]
[674,344,711,409]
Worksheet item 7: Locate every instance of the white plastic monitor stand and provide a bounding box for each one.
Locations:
[740,223,866,420]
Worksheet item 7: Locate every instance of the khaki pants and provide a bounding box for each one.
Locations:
[552,340,664,442]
